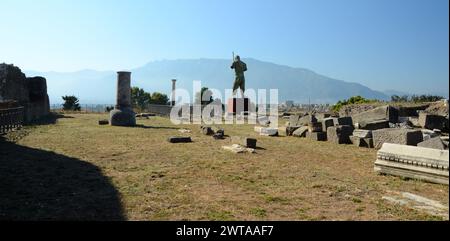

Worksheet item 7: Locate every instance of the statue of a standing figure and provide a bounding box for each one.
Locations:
[231,55,247,97]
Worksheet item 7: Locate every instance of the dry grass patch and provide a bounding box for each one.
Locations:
[0,113,447,220]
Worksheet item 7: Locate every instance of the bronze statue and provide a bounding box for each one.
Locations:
[230,55,247,97]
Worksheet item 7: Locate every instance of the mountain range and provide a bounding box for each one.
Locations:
[24,58,432,105]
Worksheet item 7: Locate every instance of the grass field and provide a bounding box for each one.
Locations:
[0,113,448,220]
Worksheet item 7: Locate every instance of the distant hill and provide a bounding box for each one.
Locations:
[26,58,391,104]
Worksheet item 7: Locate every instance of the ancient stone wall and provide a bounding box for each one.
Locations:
[0,64,50,122]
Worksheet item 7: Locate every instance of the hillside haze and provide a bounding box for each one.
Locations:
[26,58,390,104]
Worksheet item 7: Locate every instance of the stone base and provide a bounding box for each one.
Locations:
[227,98,249,115]
[110,108,136,126]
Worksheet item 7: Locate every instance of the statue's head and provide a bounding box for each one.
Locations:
[235,55,240,61]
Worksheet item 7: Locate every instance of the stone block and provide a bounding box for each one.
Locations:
[201,126,214,135]
[289,115,301,127]
[222,144,255,154]
[327,125,353,144]
[358,120,390,130]
[298,114,317,125]
[285,126,301,136]
[374,143,449,185]
[293,126,309,137]
[98,120,109,125]
[306,131,327,141]
[408,117,420,127]
[315,113,331,121]
[353,129,372,138]
[231,136,257,148]
[168,136,192,143]
[308,122,323,133]
[418,137,446,150]
[350,136,374,148]
[337,117,353,126]
[322,117,337,132]
[352,105,399,124]
[259,127,279,136]
[372,128,423,149]
[418,112,448,131]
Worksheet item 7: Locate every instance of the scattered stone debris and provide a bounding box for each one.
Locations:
[256,127,278,136]
[306,131,327,141]
[178,129,191,134]
[292,126,308,138]
[285,126,301,136]
[353,129,372,138]
[308,122,323,133]
[257,116,271,126]
[315,113,331,121]
[372,128,423,149]
[213,129,225,140]
[357,120,390,130]
[327,125,353,144]
[418,112,448,131]
[351,105,399,124]
[231,136,257,148]
[168,136,192,143]
[417,136,446,150]
[98,120,109,125]
[350,136,374,148]
[136,113,156,118]
[408,116,420,127]
[322,117,337,132]
[382,191,449,220]
[222,144,255,154]
[336,116,353,126]
[200,126,215,135]
[421,129,440,141]
[374,143,449,185]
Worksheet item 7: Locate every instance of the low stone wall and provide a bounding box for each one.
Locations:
[144,104,173,116]
[0,107,24,134]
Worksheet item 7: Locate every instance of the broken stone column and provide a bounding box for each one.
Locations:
[374,143,449,185]
[110,71,136,126]
[171,79,176,106]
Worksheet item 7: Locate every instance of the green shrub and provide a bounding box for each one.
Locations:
[331,96,376,112]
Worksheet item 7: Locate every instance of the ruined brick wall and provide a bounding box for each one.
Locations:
[0,63,50,122]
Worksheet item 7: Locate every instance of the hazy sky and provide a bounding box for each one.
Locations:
[1,0,448,94]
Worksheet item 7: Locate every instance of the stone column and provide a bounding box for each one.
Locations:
[171,79,176,106]
[110,71,136,126]
[116,72,132,109]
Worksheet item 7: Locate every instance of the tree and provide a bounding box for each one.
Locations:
[391,95,400,102]
[131,87,152,110]
[195,87,214,105]
[62,95,81,111]
[150,92,169,105]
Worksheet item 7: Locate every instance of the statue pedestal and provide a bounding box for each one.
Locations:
[110,107,136,127]
[227,98,249,115]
